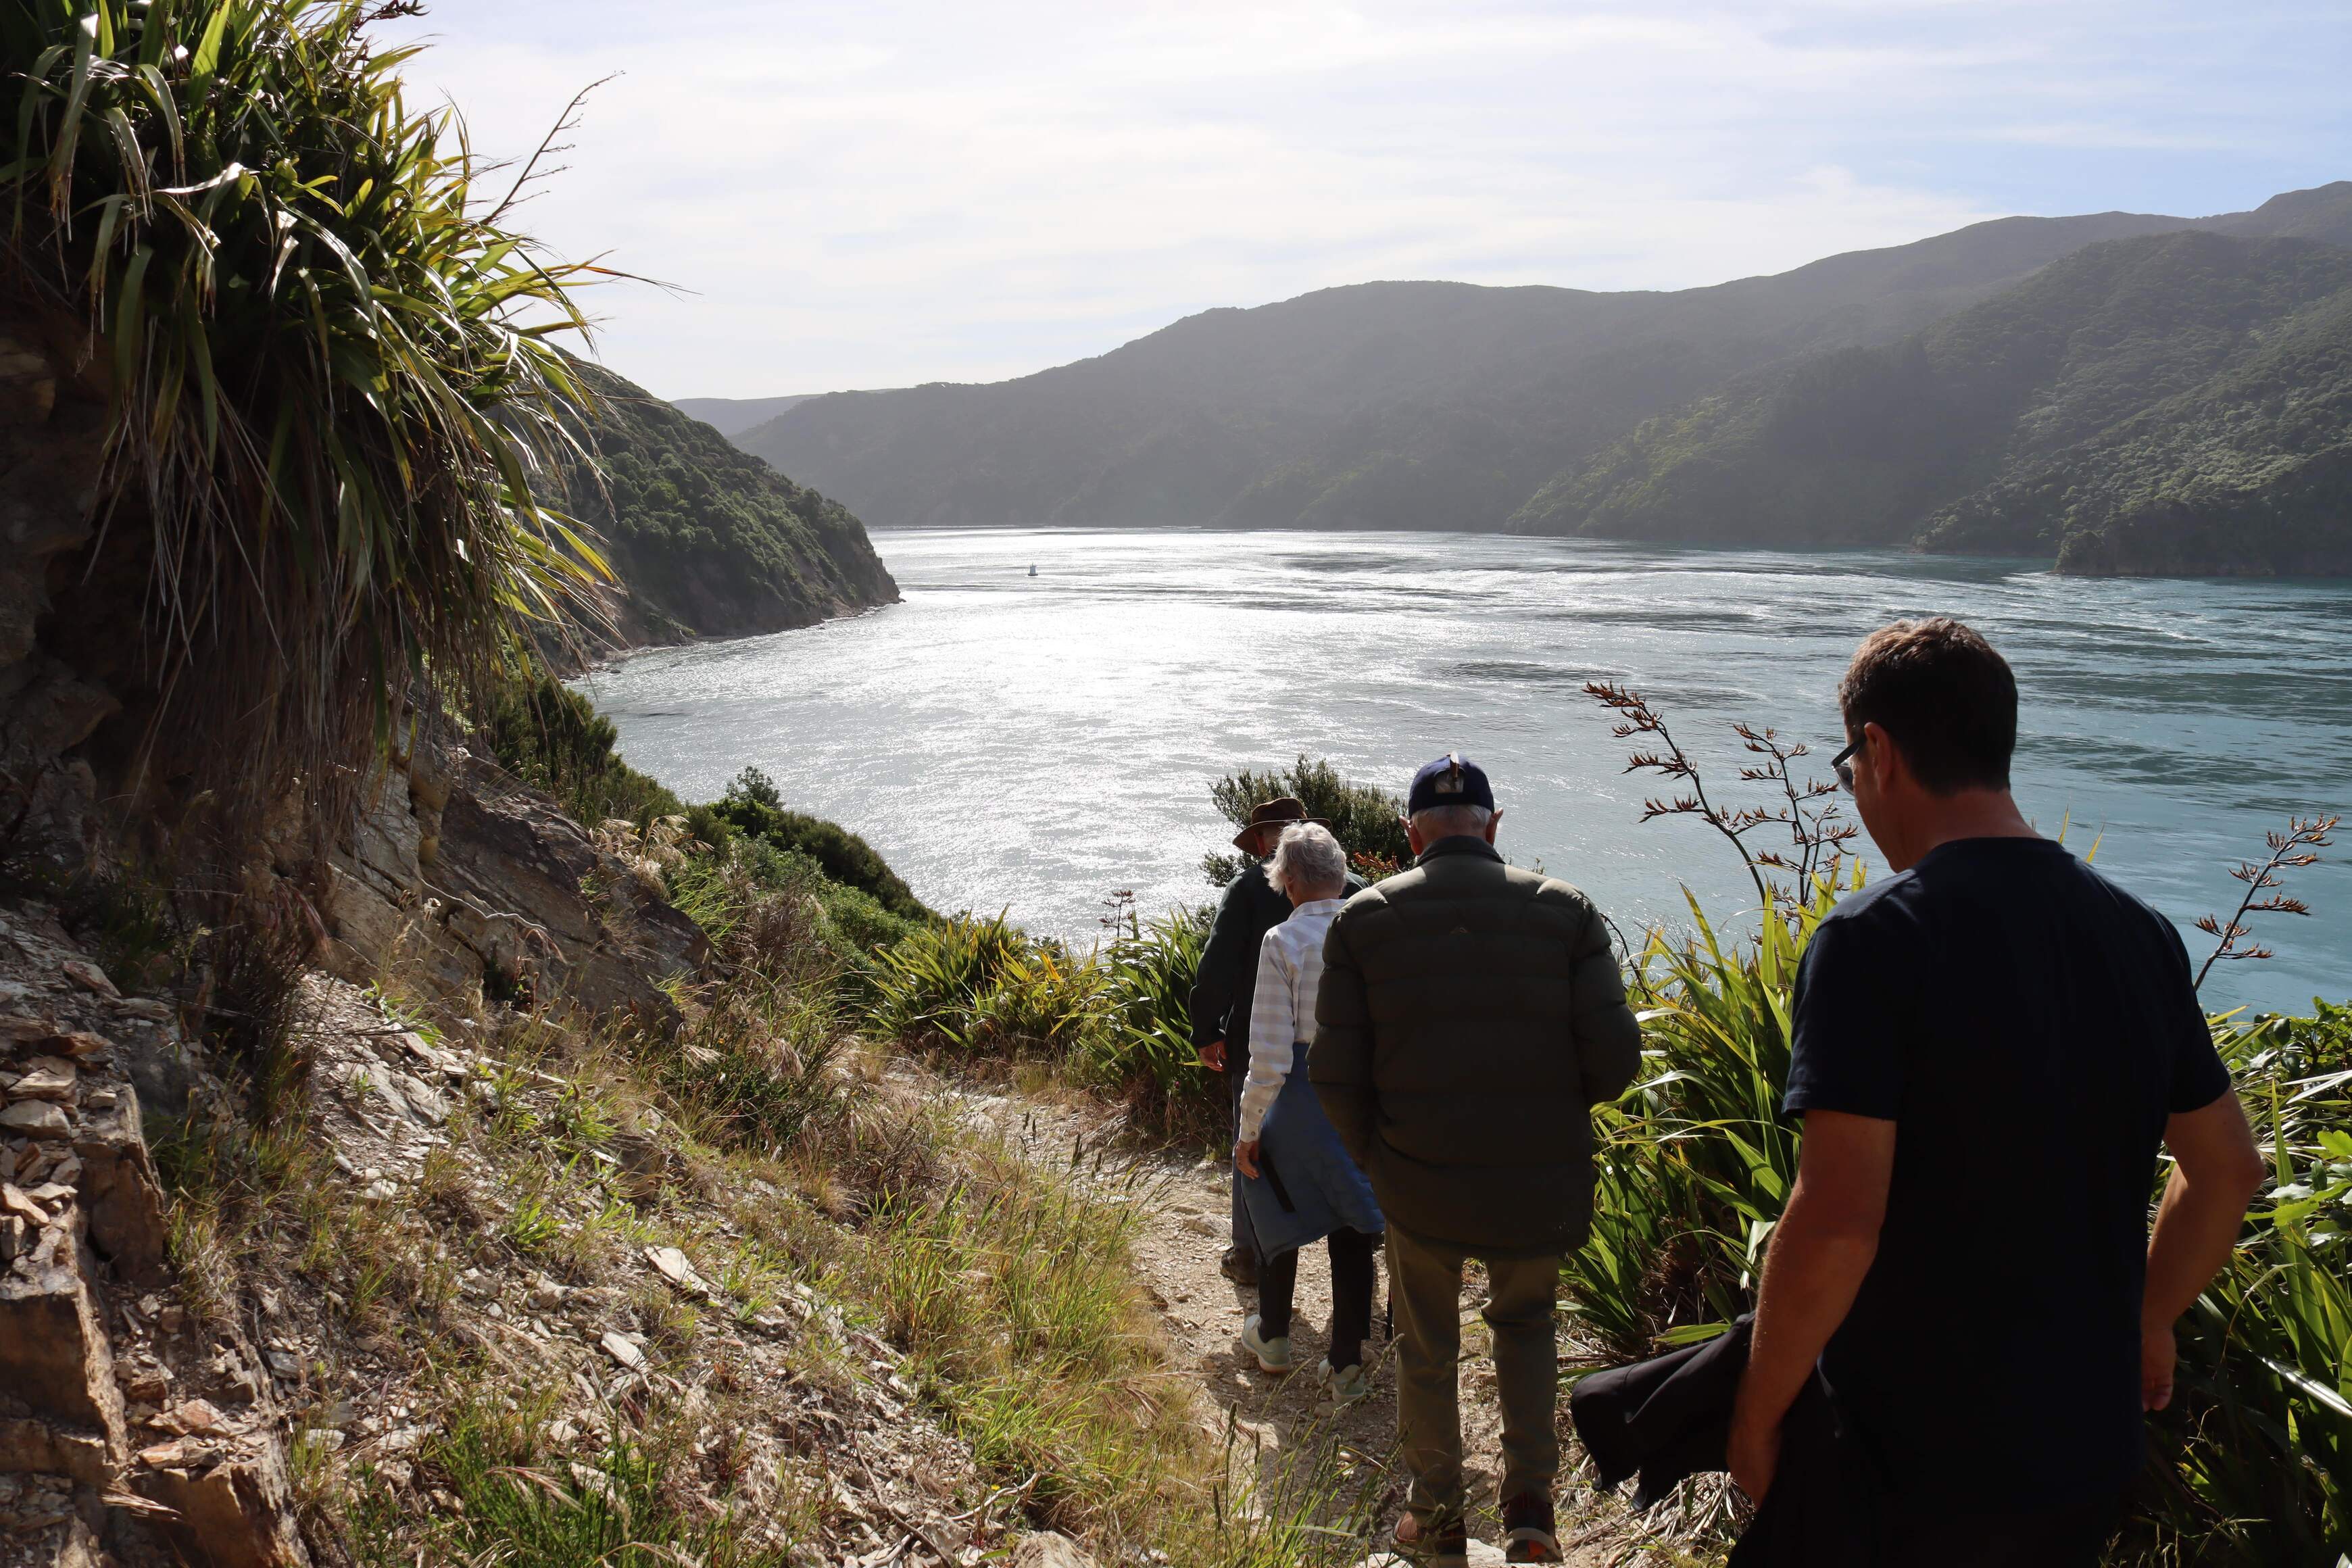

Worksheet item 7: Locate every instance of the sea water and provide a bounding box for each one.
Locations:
[577,529,2352,1016]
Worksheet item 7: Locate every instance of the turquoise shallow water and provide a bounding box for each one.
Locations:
[577,528,2352,1016]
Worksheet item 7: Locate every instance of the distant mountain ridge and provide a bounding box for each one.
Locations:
[712,181,2352,575]
[668,393,822,437]
[1512,230,2352,574]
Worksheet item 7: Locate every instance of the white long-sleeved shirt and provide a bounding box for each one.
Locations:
[1238,896,1346,1143]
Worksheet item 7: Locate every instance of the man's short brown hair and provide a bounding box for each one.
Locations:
[1838,618,2017,794]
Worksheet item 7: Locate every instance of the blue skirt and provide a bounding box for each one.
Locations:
[1238,1043,1385,1258]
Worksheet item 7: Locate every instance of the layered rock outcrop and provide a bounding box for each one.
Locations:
[1,906,305,1568]
[309,737,706,1023]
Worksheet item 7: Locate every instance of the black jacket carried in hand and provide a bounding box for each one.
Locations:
[1308,836,1641,1255]
[1569,1319,1873,1567]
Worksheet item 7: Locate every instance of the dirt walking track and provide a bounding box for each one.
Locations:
[960,1083,1659,1567]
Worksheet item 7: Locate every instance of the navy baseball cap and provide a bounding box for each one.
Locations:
[1407,752,1494,814]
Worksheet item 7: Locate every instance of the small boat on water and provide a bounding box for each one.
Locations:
[1028,564,1037,577]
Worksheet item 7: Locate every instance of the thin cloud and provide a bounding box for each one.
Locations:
[380,1,2351,396]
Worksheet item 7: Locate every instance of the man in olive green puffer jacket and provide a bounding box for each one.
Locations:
[1310,752,1642,1564]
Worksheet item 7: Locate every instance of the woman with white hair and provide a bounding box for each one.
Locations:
[1233,820,1386,1407]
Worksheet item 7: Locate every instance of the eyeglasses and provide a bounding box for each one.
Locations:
[1832,739,1859,792]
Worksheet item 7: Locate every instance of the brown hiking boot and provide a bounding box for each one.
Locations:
[1219,1246,1258,1286]
[1502,1493,1559,1563]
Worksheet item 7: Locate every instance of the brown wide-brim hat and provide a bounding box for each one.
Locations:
[1231,796,1326,852]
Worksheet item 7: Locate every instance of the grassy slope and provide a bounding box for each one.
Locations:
[568,364,898,643]
[1511,231,2352,573]
[157,821,1369,1567]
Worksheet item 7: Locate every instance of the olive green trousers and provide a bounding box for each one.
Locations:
[1386,1223,1561,1526]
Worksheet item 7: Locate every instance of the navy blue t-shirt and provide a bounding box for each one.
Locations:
[1784,837,2231,1505]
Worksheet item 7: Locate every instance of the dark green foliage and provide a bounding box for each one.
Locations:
[478,675,684,828]
[1202,756,1409,887]
[1517,231,2352,574]
[1565,891,1815,1364]
[870,914,1062,1056]
[708,768,931,921]
[868,903,1225,1135]
[668,837,916,970]
[482,684,925,972]
[566,367,896,641]
[1091,902,1219,1135]
[2127,1002,2352,1564]
[1,0,608,814]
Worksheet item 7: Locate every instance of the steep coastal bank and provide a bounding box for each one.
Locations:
[568,366,900,649]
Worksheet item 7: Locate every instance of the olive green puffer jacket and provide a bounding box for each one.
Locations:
[1309,835,1642,1256]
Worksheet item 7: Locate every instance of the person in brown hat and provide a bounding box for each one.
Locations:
[1189,796,1335,1284]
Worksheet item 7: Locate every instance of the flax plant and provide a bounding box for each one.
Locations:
[1583,681,1857,916]
[1564,878,1841,1363]
[0,0,612,813]
[2194,814,2339,989]
[2135,1004,2352,1563]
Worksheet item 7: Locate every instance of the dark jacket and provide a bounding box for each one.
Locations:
[1569,1318,1871,1567]
[1308,835,1642,1255]
[1189,861,1365,1056]
[1189,862,1294,1056]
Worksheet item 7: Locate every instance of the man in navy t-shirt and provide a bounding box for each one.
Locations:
[1728,618,2267,1565]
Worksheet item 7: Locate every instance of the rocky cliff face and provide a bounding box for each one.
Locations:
[0,305,719,1568]
[0,312,122,880]
[309,734,708,1025]
[1,906,308,1568]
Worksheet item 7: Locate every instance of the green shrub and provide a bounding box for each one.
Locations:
[964,949,1108,1060]
[672,837,914,969]
[480,675,684,828]
[1202,756,1410,887]
[871,913,1034,1050]
[873,900,1225,1129]
[815,879,919,958]
[2128,1003,2352,1563]
[1077,903,1219,1135]
[710,767,931,921]
[1563,883,1823,1363]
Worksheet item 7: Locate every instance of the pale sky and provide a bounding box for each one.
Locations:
[381,1,2352,399]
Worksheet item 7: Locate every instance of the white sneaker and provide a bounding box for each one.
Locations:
[1236,1315,1294,1374]
[1317,1358,1372,1410]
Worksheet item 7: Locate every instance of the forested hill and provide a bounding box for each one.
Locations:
[1512,230,2352,575]
[568,367,898,643]
[722,183,2352,575]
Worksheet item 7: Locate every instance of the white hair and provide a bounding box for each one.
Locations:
[1410,804,1494,841]
[1269,822,1348,899]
